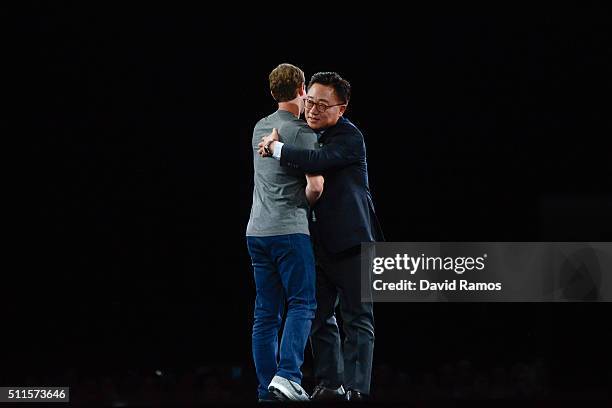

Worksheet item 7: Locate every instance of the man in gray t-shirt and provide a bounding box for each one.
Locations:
[246,110,319,236]
[245,63,324,402]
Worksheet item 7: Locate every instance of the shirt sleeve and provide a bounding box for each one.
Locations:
[272,142,283,160]
[275,121,318,160]
[292,127,318,150]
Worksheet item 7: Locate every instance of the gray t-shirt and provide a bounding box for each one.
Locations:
[246,110,318,237]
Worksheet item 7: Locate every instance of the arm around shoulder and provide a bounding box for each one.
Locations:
[281,127,364,173]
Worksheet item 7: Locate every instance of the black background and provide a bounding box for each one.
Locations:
[11,8,612,402]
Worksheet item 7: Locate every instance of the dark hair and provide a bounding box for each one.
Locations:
[308,72,351,104]
[269,63,305,102]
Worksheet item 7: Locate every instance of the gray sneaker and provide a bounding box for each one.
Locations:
[268,375,310,402]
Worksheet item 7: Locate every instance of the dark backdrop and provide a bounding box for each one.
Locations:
[11,9,611,401]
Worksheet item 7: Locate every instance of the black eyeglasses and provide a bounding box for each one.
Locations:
[304,98,346,113]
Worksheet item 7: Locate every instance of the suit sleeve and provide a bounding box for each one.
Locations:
[280,128,363,173]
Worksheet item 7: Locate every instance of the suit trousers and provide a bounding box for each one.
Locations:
[309,241,375,394]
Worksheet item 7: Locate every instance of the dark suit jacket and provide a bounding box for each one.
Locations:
[280,117,384,254]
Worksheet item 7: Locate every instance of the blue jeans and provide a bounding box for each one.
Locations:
[247,233,317,400]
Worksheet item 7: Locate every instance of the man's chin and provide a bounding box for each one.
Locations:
[307,121,323,130]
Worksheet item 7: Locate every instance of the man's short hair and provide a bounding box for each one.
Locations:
[308,72,351,104]
[269,63,305,102]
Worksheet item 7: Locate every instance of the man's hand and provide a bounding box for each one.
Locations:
[257,128,280,157]
[305,174,324,207]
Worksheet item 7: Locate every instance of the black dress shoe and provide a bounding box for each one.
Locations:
[310,383,346,401]
[345,389,366,401]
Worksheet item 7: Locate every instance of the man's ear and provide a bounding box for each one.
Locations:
[297,83,306,97]
[338,104,347,117]
[270,90,277,101]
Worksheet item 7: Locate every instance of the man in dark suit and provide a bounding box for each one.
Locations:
[259,72,384,401]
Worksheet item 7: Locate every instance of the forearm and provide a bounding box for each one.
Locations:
[305,174,324,207]
[282,144,359,173]
[305,185,322,207]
